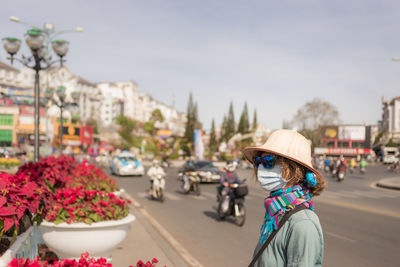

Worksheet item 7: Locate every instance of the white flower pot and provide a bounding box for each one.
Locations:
[39,214,135,260]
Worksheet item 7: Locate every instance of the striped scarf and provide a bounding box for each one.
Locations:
[259,185,314,244]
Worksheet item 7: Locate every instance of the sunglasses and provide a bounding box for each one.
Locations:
[253,155,277,169]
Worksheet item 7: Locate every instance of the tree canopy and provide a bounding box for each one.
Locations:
[150,109,165,123]
[252,109,258,132]
[237,102,250,134]
[182,92,199,156]
[292,98,340,131]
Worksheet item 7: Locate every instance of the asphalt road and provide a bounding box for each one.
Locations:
[113,164,400,267]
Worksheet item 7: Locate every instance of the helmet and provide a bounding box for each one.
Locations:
[225,161,237,172]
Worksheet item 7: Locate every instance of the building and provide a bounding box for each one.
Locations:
[17,105,49,145]
[381,96,400,143]
[0,60,187,147]
[0,105,19,146]
[314,124,378,157]
[97,81,139,126]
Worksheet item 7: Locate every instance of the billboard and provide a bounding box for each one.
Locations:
[80,126,94,146]
[338,126,365,140]
[320,126,338,139]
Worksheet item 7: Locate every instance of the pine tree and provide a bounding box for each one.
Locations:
[225,101,236,141]
[252,109,258,132]
[237,102,250,134]
[220,115,227,143]
[209,119,217,152]
[183,93,197,156]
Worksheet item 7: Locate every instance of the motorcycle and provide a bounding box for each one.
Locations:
[182,171,201,195]
[387,161,399,172]
[360,167,366,174]
[150,174,166,202]
[331,165,337,177]
[216,180,248,227]
[161,158,171,168]
[324,165,331,173]
[337,164,346,182]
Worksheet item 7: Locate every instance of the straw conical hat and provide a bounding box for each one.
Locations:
[243,129,322,179]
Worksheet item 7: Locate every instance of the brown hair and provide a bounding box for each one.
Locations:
[254,157,327,196]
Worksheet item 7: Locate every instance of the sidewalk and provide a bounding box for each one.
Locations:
[111,193,191,267]
[376,176,400,190]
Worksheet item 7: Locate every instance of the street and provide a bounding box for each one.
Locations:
[113,164,400,267]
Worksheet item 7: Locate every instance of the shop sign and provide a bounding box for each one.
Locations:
[80,126,93,145]
[314,147,371,155]
[338,126,366,140]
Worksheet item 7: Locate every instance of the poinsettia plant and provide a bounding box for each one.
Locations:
[16,155,76,192]
[66,162,119,193]
[8,254,163,267]
[0,172,43,240]
[8,252,112,267]
[45,187,129,224]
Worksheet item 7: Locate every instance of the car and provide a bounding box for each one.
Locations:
[110,152,144,176]
[179,160,221,183]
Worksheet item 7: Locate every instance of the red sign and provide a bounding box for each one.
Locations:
[326,148,371,155]
[80,126,93,146]
[19,105,46,117]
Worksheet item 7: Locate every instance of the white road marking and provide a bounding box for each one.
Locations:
[123,191,204,267]
[202,191,217,199]
[136,192,147,199]
[164,192,181,201]
[351,190,383,199]
[326,232,356,243]
[191,195,207,200]
[316,198,400,218]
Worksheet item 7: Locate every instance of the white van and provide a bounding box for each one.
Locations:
[383,147,399,164]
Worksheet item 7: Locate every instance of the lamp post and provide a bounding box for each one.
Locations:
[2,17,82,162]
[45,86,71,153]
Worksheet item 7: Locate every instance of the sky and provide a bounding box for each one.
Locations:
[1,0,400,130]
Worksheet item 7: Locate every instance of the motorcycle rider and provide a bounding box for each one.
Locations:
[350,158,357,173]
[147,159,166,194]
[218,161,242,212]
[359,157,367,173]
[324,157,331,172]
[182,159,197,191]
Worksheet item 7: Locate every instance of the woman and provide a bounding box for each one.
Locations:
[243,129,327,267]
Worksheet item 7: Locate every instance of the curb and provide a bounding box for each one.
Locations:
[122,191,204,267]
[376,182,400,191]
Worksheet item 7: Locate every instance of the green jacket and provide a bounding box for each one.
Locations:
[252,209,324,267]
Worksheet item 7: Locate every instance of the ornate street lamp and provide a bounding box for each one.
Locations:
[2,28,69,162]
[52,40,69,66]
[2,37,21,64]
[45,86,79,153]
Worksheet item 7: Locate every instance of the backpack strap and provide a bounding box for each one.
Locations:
[248,205,308,267]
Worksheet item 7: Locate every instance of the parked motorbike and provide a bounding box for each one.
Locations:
[182,171,201,195]
[216,180,248,227]
[150,174,166,202]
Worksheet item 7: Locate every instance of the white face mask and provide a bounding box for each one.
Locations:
[257,165,287,193]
